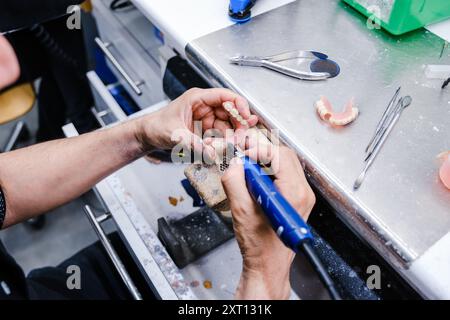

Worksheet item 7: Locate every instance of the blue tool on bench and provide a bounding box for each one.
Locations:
[229,0,258,23]
[235,149,342,300]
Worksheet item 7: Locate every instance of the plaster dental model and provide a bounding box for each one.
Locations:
[315,96,359,126]
[438,151,450,190]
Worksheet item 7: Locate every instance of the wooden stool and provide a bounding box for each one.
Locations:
[0,83,36,152]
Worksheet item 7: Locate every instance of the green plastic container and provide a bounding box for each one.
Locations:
[343,0,450,35]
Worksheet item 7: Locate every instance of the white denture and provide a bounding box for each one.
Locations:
[222,101,249,126]
[315,96,359,126]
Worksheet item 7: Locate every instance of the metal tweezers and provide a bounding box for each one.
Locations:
[230,50,331,80]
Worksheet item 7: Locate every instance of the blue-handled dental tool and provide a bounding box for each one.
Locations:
[240,154,314,251]
[234,149,342,300]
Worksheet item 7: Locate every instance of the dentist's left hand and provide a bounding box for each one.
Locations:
[133,88,258,157]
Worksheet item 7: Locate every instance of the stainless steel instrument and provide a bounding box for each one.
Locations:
[354,96,413,190]
[229,50,336,80]
[365,87,401,154]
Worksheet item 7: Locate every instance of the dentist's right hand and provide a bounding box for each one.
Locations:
[221,147,316,300]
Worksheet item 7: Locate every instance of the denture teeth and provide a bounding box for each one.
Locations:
[230,108,239,117]
[223,102,234,111]
[223,101,249,126]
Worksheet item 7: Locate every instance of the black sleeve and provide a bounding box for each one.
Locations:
[0,0,84,32]
[0,186,5,229]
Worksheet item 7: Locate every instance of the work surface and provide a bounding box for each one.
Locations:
[186,0,450,269]
[132,0,295,55]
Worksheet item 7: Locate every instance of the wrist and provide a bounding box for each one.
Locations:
[112,118,151,161]
[236,266,292,300]
[129,113,160,154]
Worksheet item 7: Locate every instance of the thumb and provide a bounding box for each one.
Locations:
[221,158,254,212]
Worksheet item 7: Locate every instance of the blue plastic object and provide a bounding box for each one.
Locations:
[229,0,257,23]
[241,156,314,252]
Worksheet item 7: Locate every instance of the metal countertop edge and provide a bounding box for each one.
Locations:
[185,42,418,271]
[405,231,450,299]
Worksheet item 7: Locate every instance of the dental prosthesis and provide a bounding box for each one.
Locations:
[315,96,359,126]
[223,101,249,127]
[438,151,450,190]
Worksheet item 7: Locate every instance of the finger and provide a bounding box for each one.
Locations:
[203,144,216,162]
[214,108,230,121]
[271,147,314,219]
[173,128,215,162]
[235,128,275,165]
[201,114,216,131]
[213,119,233,132]
[246,115,259,127]
[144,155,162,164]
[193,106,213,121]
[244,145,275,165]
[192,88,258,127]
[193,88,250,114]
[271,147,304,182]
[232,95,252,119]
[221,158,255,216]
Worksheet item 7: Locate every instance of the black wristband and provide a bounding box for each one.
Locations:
[0,186,5,229]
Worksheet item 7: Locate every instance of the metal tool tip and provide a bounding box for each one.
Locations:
[229,56,242,64]
[402,95,413,107]
[234,148,245,158]
[353,172,365,190]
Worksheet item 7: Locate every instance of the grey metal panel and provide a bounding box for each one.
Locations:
[186,0,450,268]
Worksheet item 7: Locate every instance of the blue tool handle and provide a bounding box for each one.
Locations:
[242,156,314,252]
[229,0,257,14]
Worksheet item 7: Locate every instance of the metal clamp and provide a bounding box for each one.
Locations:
[95,37,144,96]
[83,205,142,300]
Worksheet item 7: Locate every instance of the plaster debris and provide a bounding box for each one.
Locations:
[203,280,213,289]
[168,196,178,206]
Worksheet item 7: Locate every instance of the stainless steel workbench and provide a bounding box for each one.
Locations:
[185,0,450,297]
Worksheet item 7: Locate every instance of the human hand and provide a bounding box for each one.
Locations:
[133,88,258,158]
[221,147,316,300]
[0,35,20,89]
